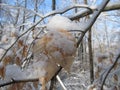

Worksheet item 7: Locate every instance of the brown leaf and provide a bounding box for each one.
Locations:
[18,40,23,48]
[97,57,103,63]
[3,56,12,65]
[8,83,24,90]
[113,63,118,70]
[15,57,21,66]
[22,45,28,57]
[113,74,118,83]
[39,77,47,90]
[110,58,113,64]
[95,71,99,79]
[11,32,18,37]
[33,82,39,89]
[88,85,96,90]
[0,65,5,79]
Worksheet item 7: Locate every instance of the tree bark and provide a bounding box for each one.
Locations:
[88,29,94,83]
[33,0,38,23]
[52,0,56,10]
[22,0,27,31]
[84,0,94,84]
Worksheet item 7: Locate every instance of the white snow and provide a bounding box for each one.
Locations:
[47,15,81,31]
[25,61,46,79]
[45,30,76,56]
[1,35,8,44]
[0,49,5,58]
[5,64,26,80]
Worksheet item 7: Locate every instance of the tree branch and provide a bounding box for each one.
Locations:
[77,0,110,47]
[103,2,120,11]
[100,53,120,90]
[44,4,93,17]
[0,66,62,87]
[56,75,67,90]
[1,2,120,20]
[0,78,38,87]
[70,2,120,20]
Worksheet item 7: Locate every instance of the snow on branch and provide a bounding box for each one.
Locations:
[0,3,89,62]
[70,2,120,20]
[103,2,120,11]
[77,0,110,47]
[1,2,120,20]
[0,66,62,88]
[44,4,93,17]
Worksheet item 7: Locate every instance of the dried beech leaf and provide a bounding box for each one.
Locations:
[95,71,99,79]
[33,82,39,89]
[18,40,23,48]
[0,65,5,79]
[113,74,118,83]
[3,56,12,65]
[110,58,113,64]
[15,57,21,66]
[33,16,77,89]
[113,63,118,70]
[8,83,25,90]
[39,77,48,90]
[88,85,96,90]
[22,45,28,57]
[11,32,17,37]
[97,57,103,63]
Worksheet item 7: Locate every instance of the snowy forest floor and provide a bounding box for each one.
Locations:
[56,57,90,90]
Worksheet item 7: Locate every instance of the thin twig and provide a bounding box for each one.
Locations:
[69,30,85,33]
[21,27,46,68]
[56,75,67,90]
[0,78,38,87]
[0,67,62,87]
[44,4,93,17]
[0,17,44,62]
[100,53,120,90]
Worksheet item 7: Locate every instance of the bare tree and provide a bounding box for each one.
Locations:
[33,0,38,23]
[84,0,94,84]
[22,0,27,31]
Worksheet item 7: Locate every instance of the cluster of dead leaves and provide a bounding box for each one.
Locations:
[0,34,28,79]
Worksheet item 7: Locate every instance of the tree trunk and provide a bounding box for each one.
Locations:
[33,0,38,23]
[88,29,94,83]
[52,0,56,10]
[84,0,94,84]
[22,0,27,31]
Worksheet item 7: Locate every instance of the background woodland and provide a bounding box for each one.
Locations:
[0,0,120,90]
